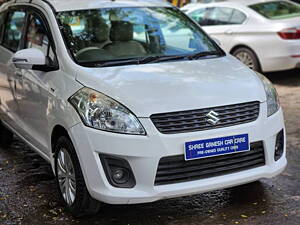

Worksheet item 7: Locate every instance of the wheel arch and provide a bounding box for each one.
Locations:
[51,125,70,154]
[230,44,254,55]
[229,44,262,72]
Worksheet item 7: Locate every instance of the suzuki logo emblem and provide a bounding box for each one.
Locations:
[206,111,220,125]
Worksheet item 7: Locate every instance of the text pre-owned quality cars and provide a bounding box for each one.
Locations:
[0,0,286,216]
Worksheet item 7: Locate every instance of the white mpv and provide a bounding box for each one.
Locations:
[0,0,286,216]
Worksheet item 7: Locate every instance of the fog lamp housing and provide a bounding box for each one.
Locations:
[274,130,284,161]
[100,154,136,188]
[112,168,130,184]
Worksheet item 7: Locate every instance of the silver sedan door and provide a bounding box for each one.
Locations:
[201,7,247,52]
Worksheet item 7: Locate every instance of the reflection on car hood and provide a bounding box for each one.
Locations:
[76,55,266,117]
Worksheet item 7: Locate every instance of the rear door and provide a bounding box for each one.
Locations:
[198,7,247,52]
[0,7,27,132]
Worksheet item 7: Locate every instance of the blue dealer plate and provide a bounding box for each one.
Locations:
[184,134,249,161]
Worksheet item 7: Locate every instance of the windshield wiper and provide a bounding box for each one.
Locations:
[188,51,224,60]
[139,54,189,64]
[81,51,223,68]
[85,55,189,67]
[140,51,223,64]
[90,58,141,67]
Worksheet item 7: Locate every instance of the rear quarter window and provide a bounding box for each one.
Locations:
[2,11,26,52]
[249,1,300,19]
[230,9,247,24]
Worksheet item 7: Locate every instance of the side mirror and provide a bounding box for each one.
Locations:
[12,48,57,72]
[13,48,46,70]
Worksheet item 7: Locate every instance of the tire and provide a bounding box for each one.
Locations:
[0,121,13,147]
[54,136,102,217]
[232,47,261,72]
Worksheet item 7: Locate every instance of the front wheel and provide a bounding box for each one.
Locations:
[54,136,102,217]
[232,47,261,72]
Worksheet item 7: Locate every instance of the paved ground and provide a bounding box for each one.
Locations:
[0,69,299,225]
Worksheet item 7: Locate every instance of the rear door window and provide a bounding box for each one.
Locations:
[203,7,246,26]
[249,1,300,19]
[206,7,234,25]
[189,8,208,26]
[2,10,26,52]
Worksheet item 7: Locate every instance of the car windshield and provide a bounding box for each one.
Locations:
[249,1,300,19]
[57,7,221,66]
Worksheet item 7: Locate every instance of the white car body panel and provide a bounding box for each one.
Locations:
[185,0,300,72]
[0,0,286,205]
[76,55,266,117]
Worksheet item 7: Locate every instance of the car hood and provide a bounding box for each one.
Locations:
[75,55,266,117]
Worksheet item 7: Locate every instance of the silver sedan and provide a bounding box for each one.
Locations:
[183,0,300,72]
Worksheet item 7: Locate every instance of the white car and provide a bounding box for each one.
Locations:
[183,0,300,72]
[0,0,286,216]
[182,0,226,12]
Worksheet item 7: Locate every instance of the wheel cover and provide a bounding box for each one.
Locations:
[57,148,76,206]
[235,51,255,70]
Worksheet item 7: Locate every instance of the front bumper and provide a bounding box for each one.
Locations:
[69,102,286,204]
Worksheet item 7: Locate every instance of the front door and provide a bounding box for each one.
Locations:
[18,11,58,155]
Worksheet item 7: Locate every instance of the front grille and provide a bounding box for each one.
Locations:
[155,142,265,186]
[150,101,260,134]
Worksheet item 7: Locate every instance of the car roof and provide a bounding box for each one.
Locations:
[183,0,293,12]
[5,0,172,12]
[183,0,290,11]
[48,0,172,12]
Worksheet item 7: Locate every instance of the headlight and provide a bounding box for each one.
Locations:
[69,88,146,135]
[256,73,280,117]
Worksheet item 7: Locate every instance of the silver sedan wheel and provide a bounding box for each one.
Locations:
[235,51,255,70]
[57,148,76,206]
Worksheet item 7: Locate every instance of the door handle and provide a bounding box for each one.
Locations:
[225,30,233,35]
